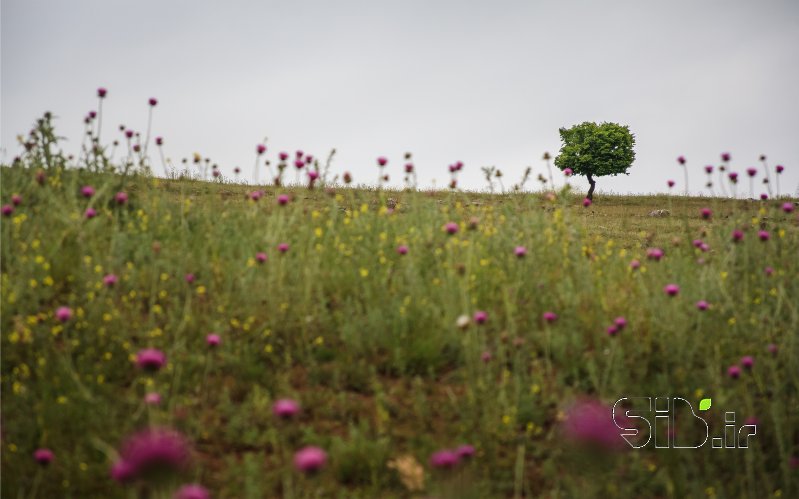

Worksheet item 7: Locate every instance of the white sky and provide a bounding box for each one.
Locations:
[2,0,798,196]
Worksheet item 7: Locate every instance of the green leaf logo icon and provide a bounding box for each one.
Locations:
[699,398,712,411]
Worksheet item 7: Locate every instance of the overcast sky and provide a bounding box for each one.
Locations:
[2,0,798,196]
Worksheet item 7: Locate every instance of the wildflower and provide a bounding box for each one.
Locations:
[692,239,703,248]
[445,222,459,234]
[277,194,290,206]
[293,446,327,473]
[307,170,319,181]
[110,460,135,483]
[563,168,573,176]
[155,137,163,146]
[629,259,641,270]
[514,246,527,257]
[764,266,774,276]
[429,450,459,469]
[34,448,54,466]
[294,160,304,169]
[55,306,73,322]
[256,144,266,155]
[85,207,97,219]
[543,311,558,323]
[562,398,627,451]
[732,230,744,242]
[728,172,738,183]
[113,428,190,481]
[473,311,487,324]
[646,248,664,261]
[782,202,794,213]
[98,87,107,98]
[456,315,470,329]
[775,165,784,174]
[174,484,210,499]
[136,348,167,372]
[663,284,680,296]
[455,445,475,459]
[677,156,686,165]
[758,230,770,241]
[746,167,757,177]
[396,245,408,255]
[125,130,134,139]
[582,198,592,207]
[721,152,731,162]
[206,334,221,347]
[144,392,162,405]
[256,252,267,263]
[704,165,713,174]
[667,180,675,188]
[81,185,96,198]
[1,204,13,216]
[606,325,619,336]
[740,356,754,369]
[727,365,741,379]
[480,351,492,363]
[103,274,119,287]
[278,243,290,253]
[115,192,129,204]
[11,194,22,206]
[696,300,709,311]
[184,273,196,283]
[700,208,712,219]
[249,190,263,201]
[377,157,388,167]
[405,163,414,173]
[760,193,768,200]
[614,317,627,329]
[279,152,289,161]
[272,399,300,419]
[343,172,352,184]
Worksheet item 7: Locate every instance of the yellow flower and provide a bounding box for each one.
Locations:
[360,268,369,277]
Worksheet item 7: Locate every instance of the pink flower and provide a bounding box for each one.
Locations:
[256,144,266,155]
[1,204,13,216]
[760,193,768,200]
[125,129,134,139]
[775,165,784,174]
[103,274,119,287]
[721,152,731,162]
[278,243,290,253]
[136,348,167,372]
[155,137,163,146]
[279,152,289,161]
[582,198,592,207]
[174,484,210,499]
[704,165,714,174]
[455,445,475,459]
[185,273,196,283]
[307,170,319,181]
[11,194,22,206]
[746,167,757,177]
[740,356,754,369]
[614,317,627,329]
[34,448,54,465]
[696,300,709,311]
[563,168,573,176]
[480,351,492,363]
[256,252,267,263]
[206,334,221,347]
[293,446,327,473]
[97,87,107,98]
[700,208,712,219]
[277,194,290,206]
[728,172,738,183]
[677,156,686,165]
[115,192,129,204]
[543,311,558,323]
[294,160,305,169]
[115,428,190,480]
[562,398,627,451]
[273,399,300,419]
[396,245,408,255]
[144,392,162,405]
[667,180,675,188]
[405,163,414,173]
[148,98,158,107]
[764,266,774,276]
[473,311,487,324]
[727,365,741,379]
[110,460,135,483]
[85,207,97,219]
[732,230,744,242]
[249,190,263,201]
[445,222,459,234]
[629,259,641,270]
[377,157,388,167]
[606,325,619,336]
[782,202,795,213]
[81,185,95,198]
[663,284,680,296]
[55,306,73,322]
[646,248,664,261]
[429,450,460,469]
[758,230,770,241]
[514,246,527,257]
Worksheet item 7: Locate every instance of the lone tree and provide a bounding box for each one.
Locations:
[554,122,635,200]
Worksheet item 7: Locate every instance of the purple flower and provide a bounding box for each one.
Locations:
[279,152,289,161]
[663,284,680,297]
[563,168,573,176]
[646,248,664,261]
[103,274,119,287]
[11,194,22,206]
[145,392,162,405]
[278,243,290,253]
[741,356,754,369]
[110,460,135,483]
[256,144,266,155]
[115,192,129,204]
[480,351,492,363]
[667,180,675,188]
[758,230,770,241]
[562,398,627,451]
[782,202,795,213]
[764,266,774,276]
[700,208,712,219]
[85,207,97,219]
[629,259,641,270]
[396,245,408,255]
[582,198,592,207]
[149,98,158,107]
[307,170,319,181]
[543,311,558,323]
[445,222,459,234]
[125,129,134,139]
[55,306,72,322]
[405,163,414,173]
[429,450,460,469]
[760,193,768,200]
[256,252,267,263]
[746,167,757,177]
[81,185,96,198]
[1,204,13,216]
[721,152,731,162]
[677,156,686,165]
[277,194,290,206]
[115,428,190,480]
[185,273,196,283]
[455,445,475,459]
[473,310,487,324]
[293,160,305,169]
[606,325,619,337]
[377,157,388,167]
[696,300,709,311]
[727,365,741,379]
[136,348,167,372]
[732,230,744,242]
[704,165,714,174]
[174,484,210,499]
[614,317,627,329]
[156,137,163,146]
[34,448,54,466]
[206,334,221,347]
[514,246,527,258]
[728,172,738,183]
[98,87,108,98]
[249,190,263,201]
[293,446,327,473]
[775,165,784,174]
[273,399,301,419]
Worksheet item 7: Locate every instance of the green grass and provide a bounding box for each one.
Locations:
[1,124,798,498]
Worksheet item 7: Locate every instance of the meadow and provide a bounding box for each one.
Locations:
[1,110,798,498]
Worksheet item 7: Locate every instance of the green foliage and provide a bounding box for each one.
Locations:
[554,121,636,178]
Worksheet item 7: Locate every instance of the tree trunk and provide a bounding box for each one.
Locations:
[586,173,596,200]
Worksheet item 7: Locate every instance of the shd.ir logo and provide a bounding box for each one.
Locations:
[612,397,757,449]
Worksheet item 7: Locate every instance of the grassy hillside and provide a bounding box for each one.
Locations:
[1,122,798,498]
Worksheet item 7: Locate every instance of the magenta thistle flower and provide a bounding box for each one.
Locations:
[81,185,96,198]
[775,165,784,174]
[206,334,221,347]
[115,428,190,480]
[55,306,72,322]
[732,230,744,242]
[700,208,712,219]
[174,484,210,499]
[514,246,527,257]
[721,152,731,162]
[543,311,558,323]
[728,172,738,183]
[473,310,487,324]
[445,222,459,234]
[727,365,741,379]
[293,446,327,473]
[782,202,795,213]
[277,194,290,206]
[279,152,289,161]
[629,259,641,270]
[148,98,158,107]
[396,245,408,255]
[455,444,475,459]
[278,243,290,253]
[764,266,774,276]
[758,230,770,241]
[97,87,108,98]
[103,274,119,287]
[760,193,768,200]
[11,194,22,206]
[376,156,388,167]
[115,192,129,204]
[144,392,162,405]
[677,156,686,165]
[582,198,592,207]
[667,180,675,188]
[704,165,714,174]
[740,356,754,369]
[256,144,266,155]
[110,459,135,483]
[125,129,134,139]
[606,325,619,336]
[663,284,680,296]
[155,137,163,146]
[480,351,492,363]
[614,317,627,329]
[85,207,97,219]
[405,163,414,173]
[2,204,14,216]
[185,273,196,283]
[429,450,460,469]
[294,159,304,169]
[746,167,757,177]
[562,398,627,451]
[563,168,573,176]
[696,300,709,311]
[273,399,301,419]
[136,348,167,372]
[249,190,263,201]
[307,170,319,181]
[256,252,267,263]
[646,248,664,261]
[34,448,54,466]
